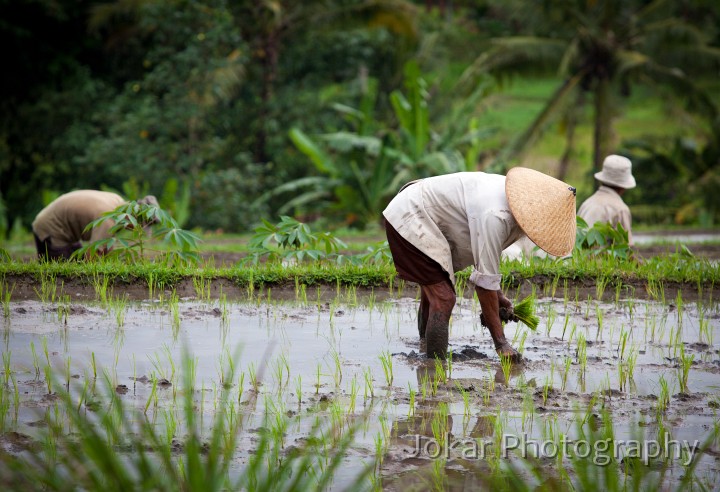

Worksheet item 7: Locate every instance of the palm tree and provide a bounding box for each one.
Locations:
[458,0,720,177]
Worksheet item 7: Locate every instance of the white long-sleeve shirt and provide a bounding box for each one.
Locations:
[577,186,634,246]
[382,172,524,289]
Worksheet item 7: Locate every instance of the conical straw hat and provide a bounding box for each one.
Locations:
[505,167,577,257]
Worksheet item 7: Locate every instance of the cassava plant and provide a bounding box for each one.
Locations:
[574,216,631,259]
[72,200,201,266]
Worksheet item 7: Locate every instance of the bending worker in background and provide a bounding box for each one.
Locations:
[577,154,636,246]
[383,167,577,362]
[32,190,158,261]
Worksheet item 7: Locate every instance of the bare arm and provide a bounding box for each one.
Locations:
[475,286,521,361]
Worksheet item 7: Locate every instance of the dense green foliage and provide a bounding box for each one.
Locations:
[2,0,719,237]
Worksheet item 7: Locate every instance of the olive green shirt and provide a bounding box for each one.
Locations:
[32,190,126,247]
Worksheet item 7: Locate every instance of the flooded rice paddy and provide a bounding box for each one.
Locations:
[2,282,720,490]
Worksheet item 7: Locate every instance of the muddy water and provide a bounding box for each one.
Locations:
[2,290,720,489]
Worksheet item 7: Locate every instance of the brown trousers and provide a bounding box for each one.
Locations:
[385,219,455,359]
[34,233,81,261]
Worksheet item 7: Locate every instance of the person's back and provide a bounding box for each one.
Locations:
[33,190,126,248]
[577,155,636,246]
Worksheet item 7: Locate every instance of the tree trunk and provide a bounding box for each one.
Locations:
[557,91,584,181]
[592,78,612,172]
[254,29,280,164]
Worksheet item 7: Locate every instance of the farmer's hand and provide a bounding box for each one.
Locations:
[499,306,519,323]
[497,292,519,323]
[495,341,522,363]
[481,308,518,325]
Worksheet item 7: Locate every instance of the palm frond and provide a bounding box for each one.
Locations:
[320,132,382,157]
[457,37,567,91]
[252,176,332,207]
[277,189,334,215]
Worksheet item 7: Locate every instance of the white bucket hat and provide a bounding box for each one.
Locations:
[506,167,577,257]
[594,155,636,189]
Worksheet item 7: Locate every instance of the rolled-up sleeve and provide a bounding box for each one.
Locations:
[468,210,515,290]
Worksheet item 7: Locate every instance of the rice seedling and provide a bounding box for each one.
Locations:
[363,367,374,399]
[44,363,53,394]
[626,295,636,320]
[146,271,157,300]
[583,294,592,319]
[35,271,58,304]
[169,289,181,335]
[675,291,684,330]
[517,329,529,354]
[330,348,343,387]
[30,341,41,379]
[248,362,259,392]
[656,375,670,412]
[192,275,211,302]
[455,381,471,418]
[144,374,159,415]
[678,345,694,393]
[521,388,535,432]
[348,375,359,415]
[237,371,245,403]
[54,294,71,325]
[434,357,447,385]
[595,305,603,340]
[419,369,430,400]
[542,376,551,405]
[513,294,540,330]
[430,402,449,453]
[595,275,609,301]
[576,334,588,375]
[549,274,560,299]
[544,305,557,336]
[561,314,570,340]
[1,284,12,319]
[378,350,393,387]
[91,273,110,306]
[698,312,712,346]
[10,374,19,426]
[561,356,572,391]
[431,369,441,397]
[2,350,10,387]
[315,362,322,394]
[110,293,129,328]
[295,374,302,408]
[567,322,577,345]
[64,355,71,391]
[618,328,629,360]
[273,353,290,391]
[500,354,513,385]
[246,270,255,301]
[408,384,416,417]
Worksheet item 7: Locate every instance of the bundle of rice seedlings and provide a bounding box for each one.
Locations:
[513,294,540,331]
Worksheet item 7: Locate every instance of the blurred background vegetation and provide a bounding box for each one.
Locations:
[1,0,719,239]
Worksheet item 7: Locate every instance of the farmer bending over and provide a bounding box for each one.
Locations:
[32,190,158,260]
[383,168,577,362]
